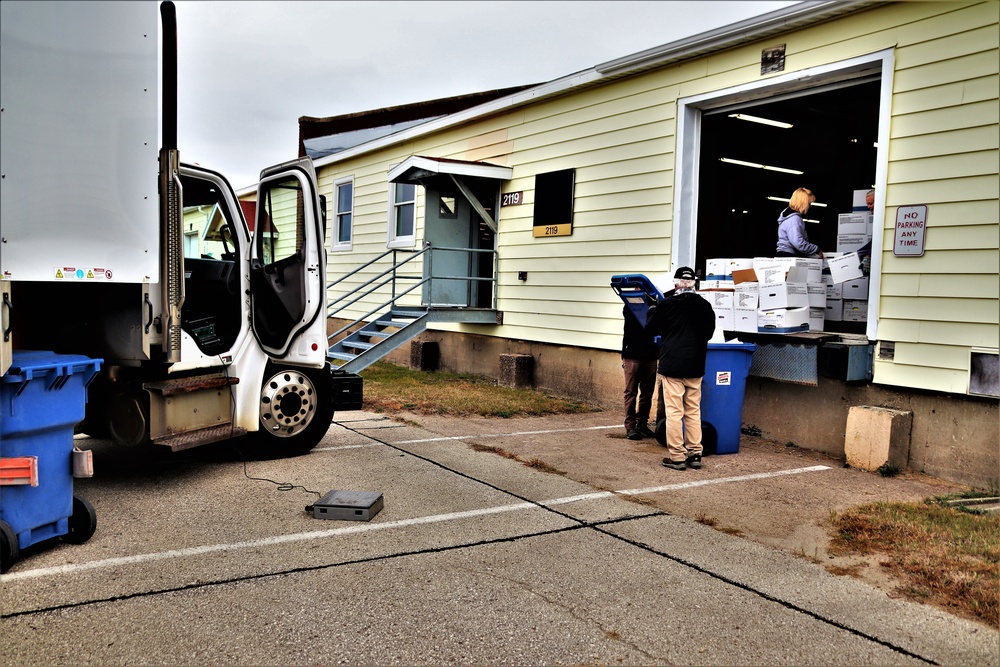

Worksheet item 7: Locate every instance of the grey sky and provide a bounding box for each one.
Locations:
[174,1,798,189]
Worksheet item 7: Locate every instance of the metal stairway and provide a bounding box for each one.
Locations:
[326,245,499,375]
[327,306,430,374]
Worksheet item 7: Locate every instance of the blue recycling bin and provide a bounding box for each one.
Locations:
[611,274,664,326]
[700,342,756,455]
[1,351,102,571]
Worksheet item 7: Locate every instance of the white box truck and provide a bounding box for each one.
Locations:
[1,1,350,459]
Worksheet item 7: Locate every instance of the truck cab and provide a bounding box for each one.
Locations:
[1,1,342,458]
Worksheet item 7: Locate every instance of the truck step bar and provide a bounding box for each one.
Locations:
[154,424,248,452]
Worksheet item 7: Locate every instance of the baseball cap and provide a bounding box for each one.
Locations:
[674,266,696,280]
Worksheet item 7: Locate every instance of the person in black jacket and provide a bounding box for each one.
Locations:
[646,266,716,470]
[621,303,658,440]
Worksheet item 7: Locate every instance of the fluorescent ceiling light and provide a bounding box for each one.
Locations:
[728,113,793,129]
[762,164,804,175]
[720,157,803,175]
[804,218,821,224]
[720,157,763,169]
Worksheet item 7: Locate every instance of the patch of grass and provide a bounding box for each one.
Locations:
[829,499,1000,626]
[469,443,565,476]
[360,361,597,418]
[875,462,901,477]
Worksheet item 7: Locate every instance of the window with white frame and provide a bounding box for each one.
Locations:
[387,181,416,248]
[332,177,353,251]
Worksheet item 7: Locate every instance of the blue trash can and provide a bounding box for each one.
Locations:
[700,342,756,455]
[1,351,102,571]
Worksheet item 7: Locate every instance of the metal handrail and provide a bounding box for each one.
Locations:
[326,242,499,349]
[327,278,429,343]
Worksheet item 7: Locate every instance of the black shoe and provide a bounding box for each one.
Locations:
[661,458,686,470]
[686,454,702,469]
[636,422,656,439]
[626,429,643,441]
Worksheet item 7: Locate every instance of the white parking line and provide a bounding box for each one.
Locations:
[0,465,830,582]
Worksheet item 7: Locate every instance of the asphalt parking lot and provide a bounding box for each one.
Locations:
[1,410,997,666]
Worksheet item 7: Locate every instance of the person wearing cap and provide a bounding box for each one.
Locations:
[621,302,658,440]
[775,187,823,258]
[646,267,716,470]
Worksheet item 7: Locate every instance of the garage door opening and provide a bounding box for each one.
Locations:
[673,49,893,340]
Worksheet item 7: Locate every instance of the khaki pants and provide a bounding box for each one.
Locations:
[659,375,704,462]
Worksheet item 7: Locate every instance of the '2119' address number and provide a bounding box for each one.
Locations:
[501,191,523,206]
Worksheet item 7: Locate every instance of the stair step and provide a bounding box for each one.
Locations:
[153,424,247,452]
[342,340,375,351]
[144,374,239,397]
[391,309,427,318]
[328,351,358,362]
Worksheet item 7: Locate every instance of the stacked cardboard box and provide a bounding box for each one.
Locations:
[823,249,870,323]
[750,257,821,333]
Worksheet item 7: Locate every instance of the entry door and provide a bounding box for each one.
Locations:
[423,189,474,307]
[249,158,326,365]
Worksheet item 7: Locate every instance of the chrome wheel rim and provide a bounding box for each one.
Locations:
[259,370,317,437]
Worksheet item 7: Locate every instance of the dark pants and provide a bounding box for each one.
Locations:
[623,358,657,430]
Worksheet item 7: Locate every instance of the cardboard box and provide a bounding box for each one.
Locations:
[732,268,758,285]
[698,291,734,311]
[714,309,734,331]
[837,234,871,253]
[753,257,821,284]
[800,258,823,283]
[757,307,810,333]
[734,285,759,309]
[759,282,809,311]
[825,298,844,322]
[826,282,843,299]
[809,307,826,332]
[705,258,730,280]
[843,299,868,322]
[838,213,869,235]
[842,277,870,299]
[733,307,757,333]
[826,252,864,284]
[728,258,754,274]
[807,283,827,308]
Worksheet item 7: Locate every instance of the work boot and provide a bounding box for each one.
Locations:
[636,422,655,439]
[626,428,643,440]
[685,454,703,470]
[661,458,686,471]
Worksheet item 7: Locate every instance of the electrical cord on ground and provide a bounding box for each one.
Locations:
[231,444,322,499]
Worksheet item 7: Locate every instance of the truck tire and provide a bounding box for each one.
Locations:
[1,520,18,573]
[247,363,335,459]
[64,495,97,544]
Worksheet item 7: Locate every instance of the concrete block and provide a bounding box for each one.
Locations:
[845,406,912,471]
[410,340,439,372]
[499,353,533,389]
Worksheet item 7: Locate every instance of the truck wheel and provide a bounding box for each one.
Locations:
[64,495,97,544]
[248,363,334,459]
[0,520,18,573]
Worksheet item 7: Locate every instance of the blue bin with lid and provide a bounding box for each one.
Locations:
[1,351,102,571]
[700,342,756,455]
[611,274,665,326]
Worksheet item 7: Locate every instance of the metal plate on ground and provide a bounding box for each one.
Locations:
[312,490,384,521]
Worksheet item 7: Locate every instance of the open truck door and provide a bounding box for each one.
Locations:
[250,158,327,367]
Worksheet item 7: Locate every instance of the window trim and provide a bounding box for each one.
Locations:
[332,176,354,252]
[387,180,416,249]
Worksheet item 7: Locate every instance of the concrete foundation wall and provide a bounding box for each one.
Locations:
[365,327,998,490]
